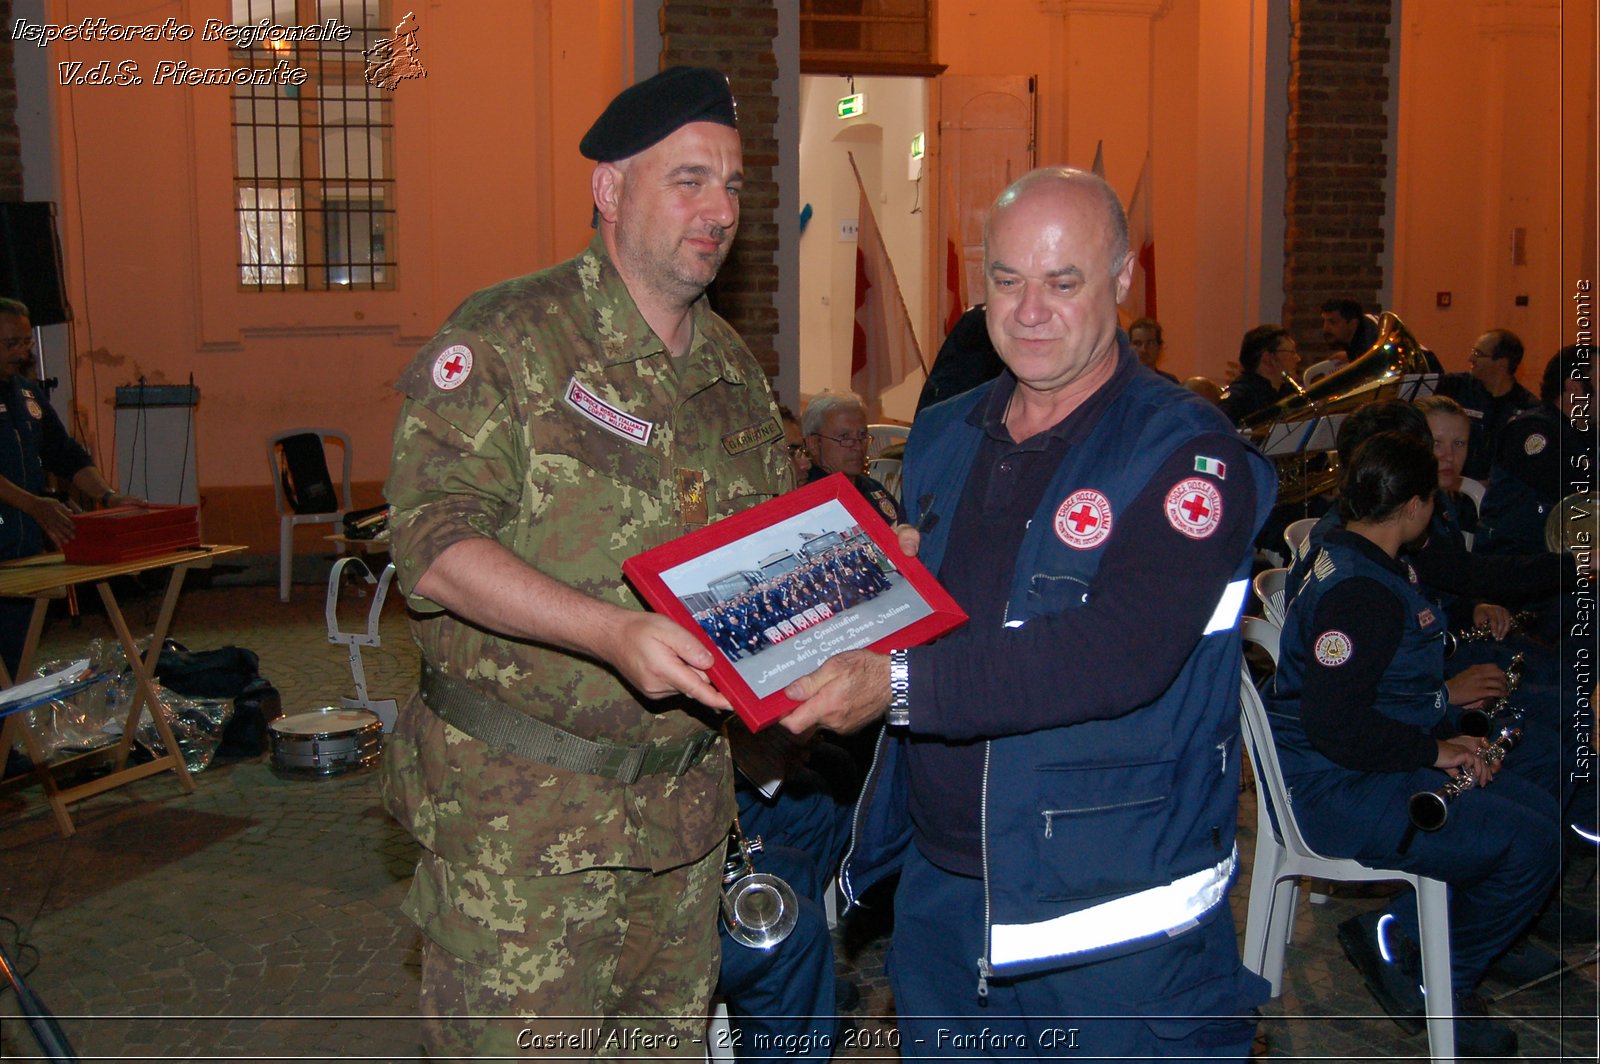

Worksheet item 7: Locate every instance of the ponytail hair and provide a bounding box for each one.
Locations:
[1337,431,1437,524]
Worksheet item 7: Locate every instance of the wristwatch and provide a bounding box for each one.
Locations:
[886,649,910,727]
[99,489,118,507]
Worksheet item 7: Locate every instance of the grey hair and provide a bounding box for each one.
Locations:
[0,297,29,321]
[982,167,1131,279]
[801,390,866,437]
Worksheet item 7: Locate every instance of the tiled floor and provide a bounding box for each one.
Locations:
[0,557,1594,1061]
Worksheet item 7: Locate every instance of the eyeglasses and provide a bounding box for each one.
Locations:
[0,337,32,351]
[785,443,809,454]
[812,432,873,448]
[1468,349,1496,362]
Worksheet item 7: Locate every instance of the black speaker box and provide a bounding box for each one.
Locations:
[0,202,72,326]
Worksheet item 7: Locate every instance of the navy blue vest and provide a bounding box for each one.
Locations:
[1268,534,1448,784]
[1476,404,1561,556]
[847,363,1276,974]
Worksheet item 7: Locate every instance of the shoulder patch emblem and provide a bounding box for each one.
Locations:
[1314,630,1353,667]
[1164,478,1223,539]
[1312,550,1337,581]
[1524,432,1547,456]
[1416,608,1436,629]
[1054,489,1113,549]
[431,345,473,391]
[564,376,653,445]
[23,396,42,420]
[1194,455,1227,479]
[721,416,783,456]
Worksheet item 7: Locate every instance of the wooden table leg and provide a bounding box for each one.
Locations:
[93,574,195,792]
[0,712,76,836]
[0,598,78,836]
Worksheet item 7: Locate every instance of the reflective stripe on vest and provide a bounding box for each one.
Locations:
[1203,578,1251,635]
[989,848,1236,968]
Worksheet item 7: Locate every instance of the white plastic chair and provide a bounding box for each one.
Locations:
[1456,478,1486,551]
[1283,517,1319,562]
[1237,620,1456,1062]
[268,428,354,603]
[866,456,902,501]
[1252,567,1289,630]
[867,423,909,459]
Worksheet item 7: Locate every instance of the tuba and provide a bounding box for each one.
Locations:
[1546,491,1598,575]
[719,815,799,950]
[1242,312,1438,506]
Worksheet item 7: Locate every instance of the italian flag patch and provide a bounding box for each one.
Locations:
[1194,456,1227,479]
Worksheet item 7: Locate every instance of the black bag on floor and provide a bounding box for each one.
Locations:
[155,642,261,698]
[153,641,280,757]
[222,676,282,758]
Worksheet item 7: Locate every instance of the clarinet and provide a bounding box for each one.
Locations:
[1408,670,1526,832]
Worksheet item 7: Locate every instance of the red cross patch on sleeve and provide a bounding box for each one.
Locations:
[431,344,473,390]
[1163,478,1223,539]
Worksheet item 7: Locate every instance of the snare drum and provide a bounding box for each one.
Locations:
[269,707,383,776]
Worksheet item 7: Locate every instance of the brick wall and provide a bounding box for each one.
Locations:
[660,1,781,377]
[0,0,21,200]
[1283,0,1392,347]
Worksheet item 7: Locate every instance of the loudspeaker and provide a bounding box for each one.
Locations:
[0,202,71,326]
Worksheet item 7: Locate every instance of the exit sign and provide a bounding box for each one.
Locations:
[837,93,865,119]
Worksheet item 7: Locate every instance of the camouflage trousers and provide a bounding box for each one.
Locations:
[406,843,723,1060]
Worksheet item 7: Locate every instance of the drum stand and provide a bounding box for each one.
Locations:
[324,557,397,732]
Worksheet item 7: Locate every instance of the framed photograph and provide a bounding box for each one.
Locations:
[623,472,967,730]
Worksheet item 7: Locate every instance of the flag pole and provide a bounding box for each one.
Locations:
[846,152,931,378]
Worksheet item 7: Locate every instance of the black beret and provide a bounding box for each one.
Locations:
[579,66,737,162]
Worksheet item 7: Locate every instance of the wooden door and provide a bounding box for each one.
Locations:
[939,75,1037,313]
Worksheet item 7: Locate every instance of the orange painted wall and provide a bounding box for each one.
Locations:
[39,0,1594,555]
[933,0,1272,384]
[1392,0,1591,378]
[48,1,627,549]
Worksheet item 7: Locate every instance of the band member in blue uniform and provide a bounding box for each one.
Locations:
[1266,431,1558,1058]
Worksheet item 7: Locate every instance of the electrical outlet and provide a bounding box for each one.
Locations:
[839,219,859,241]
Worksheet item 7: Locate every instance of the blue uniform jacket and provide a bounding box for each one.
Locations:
[841,366,1276,981]
[0,376,93,560]
[1268,537,1450,795]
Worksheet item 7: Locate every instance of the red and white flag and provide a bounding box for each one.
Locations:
[1124,153,1157,319]
[849,153,926,411]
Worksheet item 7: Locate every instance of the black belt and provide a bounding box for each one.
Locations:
[418,663,719,785]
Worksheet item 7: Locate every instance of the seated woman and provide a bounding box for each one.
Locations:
[1265,431,1560,1058]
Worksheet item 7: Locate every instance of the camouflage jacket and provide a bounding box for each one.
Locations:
[382,234,791,876]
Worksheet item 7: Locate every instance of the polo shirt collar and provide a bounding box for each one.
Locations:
[967,332,1139,450]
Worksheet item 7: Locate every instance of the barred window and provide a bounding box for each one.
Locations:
[232,0,396,289]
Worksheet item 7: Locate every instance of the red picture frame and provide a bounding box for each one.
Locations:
[623,472,967,730]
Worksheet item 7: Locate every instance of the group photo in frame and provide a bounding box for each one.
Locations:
[623,473,967,730]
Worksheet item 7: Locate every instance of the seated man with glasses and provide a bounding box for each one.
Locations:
[1437,328,1540,482]
[800,391,905,526]
[777,404,813,482]
[1219,323,1301,426]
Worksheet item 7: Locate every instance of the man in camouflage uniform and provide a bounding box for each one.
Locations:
[382,67,790,1059]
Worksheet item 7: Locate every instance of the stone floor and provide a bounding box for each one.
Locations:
[0,555,1594,1061]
